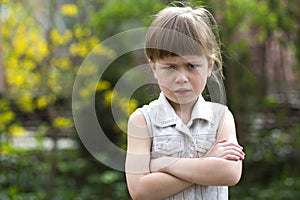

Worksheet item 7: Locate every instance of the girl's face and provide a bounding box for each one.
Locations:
[150,55,213,107]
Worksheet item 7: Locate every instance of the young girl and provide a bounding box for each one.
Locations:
[125,6,245,200]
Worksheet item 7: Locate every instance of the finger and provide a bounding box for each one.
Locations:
[224,149,245,160]
[219,141,244,150]
[223,154,241,161]
[224,146,245,156]
[227,146,245,155]
[216,138,228,144]
[223,151,245,160]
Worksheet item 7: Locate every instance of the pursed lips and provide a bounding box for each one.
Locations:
[173,88,191,93]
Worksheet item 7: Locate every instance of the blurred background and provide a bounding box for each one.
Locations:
[1,0,300,199]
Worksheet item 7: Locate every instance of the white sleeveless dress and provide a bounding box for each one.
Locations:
[137,93,229,200]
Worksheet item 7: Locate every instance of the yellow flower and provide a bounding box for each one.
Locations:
[20,60,35,70]
[47,71,62,94]
[1,0,9,4]
[63,29,73,43]
[0,144,11,154]
[104,90,115,106]
[88,37,100,49]
[35,40,49,61]
[51,58,71,70]
[53,117,73,129]
[9,124,26,137]
[93,44,116,58]
[50,29,64,46]
[36,96,48,110]
[96,81,111,91]
[60,4,78,17]
[16,95,35,112]
[14,35,27,56]
[0,111,15,124]
[69,42,89,57]
[128,99,138,114]
[74,27,91,39]
[14,74,25,87]
[78,43,89,57]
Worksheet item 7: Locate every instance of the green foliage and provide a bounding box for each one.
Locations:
[91,0,164,37]
[263,95,277,108]
[89,0,165,142]
[1,0,104,133]
[1,0,163,198]
[0,148,130,199]
[231,175,300,200]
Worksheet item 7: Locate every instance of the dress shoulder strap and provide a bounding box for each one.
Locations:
[136,105,153,137]
[214,104,229,136]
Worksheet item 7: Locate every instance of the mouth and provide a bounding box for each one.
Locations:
[174,88,191,94]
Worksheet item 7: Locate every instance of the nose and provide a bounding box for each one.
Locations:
[175,70,188,84]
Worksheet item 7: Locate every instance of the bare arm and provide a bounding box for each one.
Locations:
[152,156,241,186]
[150,109,244,186]
[125,111,193,200]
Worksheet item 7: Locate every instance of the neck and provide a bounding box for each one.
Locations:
[169,99,197,124]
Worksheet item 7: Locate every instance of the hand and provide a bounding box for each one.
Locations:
[204,138,245,161]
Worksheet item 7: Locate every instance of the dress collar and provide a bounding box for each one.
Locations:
[149,92,214,127]
[190,95,214,123]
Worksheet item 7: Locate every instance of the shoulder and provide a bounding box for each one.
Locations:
[206,101,229,120]
[137,98,161,113]
[128,110,147,128]
[131,97,162,122]
[208,102,234,123]
[127,110,152,140]
[216,106,237,140]
[208,101,228,110]
[222,108,235,126]
[129,97,163,138]
[210,103,234,121]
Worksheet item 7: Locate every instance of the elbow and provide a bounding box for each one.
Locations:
[129,192,142,200]
[130,191,145,200]
[128,186,141,200]
[225,171,241,186]
[130,192,152,200]
[128,185,150,200]
[223,161,242,186]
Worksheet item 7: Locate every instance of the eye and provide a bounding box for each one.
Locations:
[187,63,199,69]
[188,64,195,68]
[164,65,176,70]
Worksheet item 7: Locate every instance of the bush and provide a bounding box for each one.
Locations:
[0,147,130,199]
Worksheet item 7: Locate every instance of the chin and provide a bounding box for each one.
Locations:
[171,96,198,106]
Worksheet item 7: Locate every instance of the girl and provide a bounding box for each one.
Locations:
[125,6,245,200]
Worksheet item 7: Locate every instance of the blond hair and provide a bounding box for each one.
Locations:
[145,6,222,70]
[145,6,226,103]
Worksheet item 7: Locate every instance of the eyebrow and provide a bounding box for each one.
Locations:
[159,61,202,66]
[159,62,177,65]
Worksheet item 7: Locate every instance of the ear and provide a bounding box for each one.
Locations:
[149,59,157,79]
[207,58,214,77]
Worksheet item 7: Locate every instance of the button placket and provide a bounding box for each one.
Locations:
[189,141,197,157]
[175,123,199,158]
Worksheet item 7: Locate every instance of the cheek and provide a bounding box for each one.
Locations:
[192,72,207,92]
[156,72,173,84]
[156,75,173,90]
[196,68,209,82]
[197,67,208,75]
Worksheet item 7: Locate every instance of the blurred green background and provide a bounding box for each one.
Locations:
[1,0,300,199]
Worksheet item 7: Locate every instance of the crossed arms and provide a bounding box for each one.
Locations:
[125,109,245,200]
